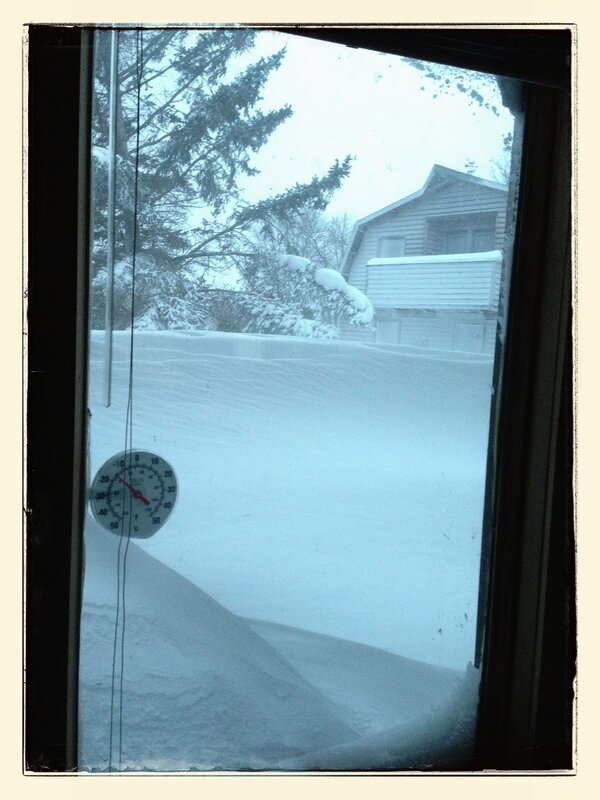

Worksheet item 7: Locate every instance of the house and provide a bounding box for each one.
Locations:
[341,164,509,355]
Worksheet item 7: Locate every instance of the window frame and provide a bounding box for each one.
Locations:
[425,211,499,255]
[443,227,496,254]
[25,25,574,772]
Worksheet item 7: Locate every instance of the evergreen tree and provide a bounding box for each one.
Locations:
[91,28,352,330]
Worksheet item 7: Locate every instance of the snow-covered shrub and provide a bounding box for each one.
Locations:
[239,295,338,338]
[199,253,373,338]
[91,256,211,330]
[199,289,338,338]
[277,253,374,329]
[312,266,374,326]
[91,247,373,338]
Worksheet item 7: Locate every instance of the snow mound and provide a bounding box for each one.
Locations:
[87,331,493,670]
[281,663,480,771]
[246,619,465,737]
[277,253,312,272]
[80,511,480,772]
[313,266,347,292]
[79,516,359,771]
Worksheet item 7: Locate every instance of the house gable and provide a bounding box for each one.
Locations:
[342,165,508,292]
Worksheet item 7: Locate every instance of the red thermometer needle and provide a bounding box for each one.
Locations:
[118,476,151,506]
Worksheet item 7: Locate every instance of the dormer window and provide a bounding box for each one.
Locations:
[425,212,498,255]
[445,227,495,253]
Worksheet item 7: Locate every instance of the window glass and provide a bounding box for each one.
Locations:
[79,27,521,772]
[445,230,470,253]
[379,236,406,257]
[472,229,496,251]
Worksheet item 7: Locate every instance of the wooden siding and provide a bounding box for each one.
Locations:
[398,315,497,355]
[337,320,376,342]
[346,181,507,293]
[365,252,503,310]
[400,317,455,351]
[338,311,497,355]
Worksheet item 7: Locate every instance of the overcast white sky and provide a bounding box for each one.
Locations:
[233,30,515,222]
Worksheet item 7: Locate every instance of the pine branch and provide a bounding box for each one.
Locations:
[175,220,252,262]
[116,30,180,86]
[136,71,201,135]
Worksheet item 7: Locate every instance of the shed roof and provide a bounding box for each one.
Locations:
[341,164,507,276]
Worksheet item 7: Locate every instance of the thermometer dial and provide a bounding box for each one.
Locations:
[89,450,177,538]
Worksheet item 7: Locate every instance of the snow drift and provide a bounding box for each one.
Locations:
[80,514,474,771]
[79,517,358,771]
[81,329,495,770]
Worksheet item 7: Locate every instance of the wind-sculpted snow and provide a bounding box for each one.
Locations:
[80,515,475,771]
[246,619,464,737]
[82,329,493,769]
[87,331,493,668]
[80,517,360,771]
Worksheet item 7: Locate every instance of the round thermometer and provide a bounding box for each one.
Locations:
[89,450,178,538]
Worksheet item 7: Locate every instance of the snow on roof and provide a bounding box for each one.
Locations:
[367,249,503,266]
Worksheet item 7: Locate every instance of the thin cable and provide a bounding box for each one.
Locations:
[108,469,129,772]
[118,27,144,772]
[106,28,144,773]
[106,28,123,774]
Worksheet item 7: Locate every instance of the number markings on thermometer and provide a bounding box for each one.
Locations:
[90,451,177,538]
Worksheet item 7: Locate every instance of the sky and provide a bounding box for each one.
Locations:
[230,30,515,222]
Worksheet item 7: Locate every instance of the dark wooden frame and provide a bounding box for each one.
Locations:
[25,25,573,772]
[26,25,93,771]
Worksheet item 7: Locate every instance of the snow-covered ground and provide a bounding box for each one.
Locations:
[80,330,495,771]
